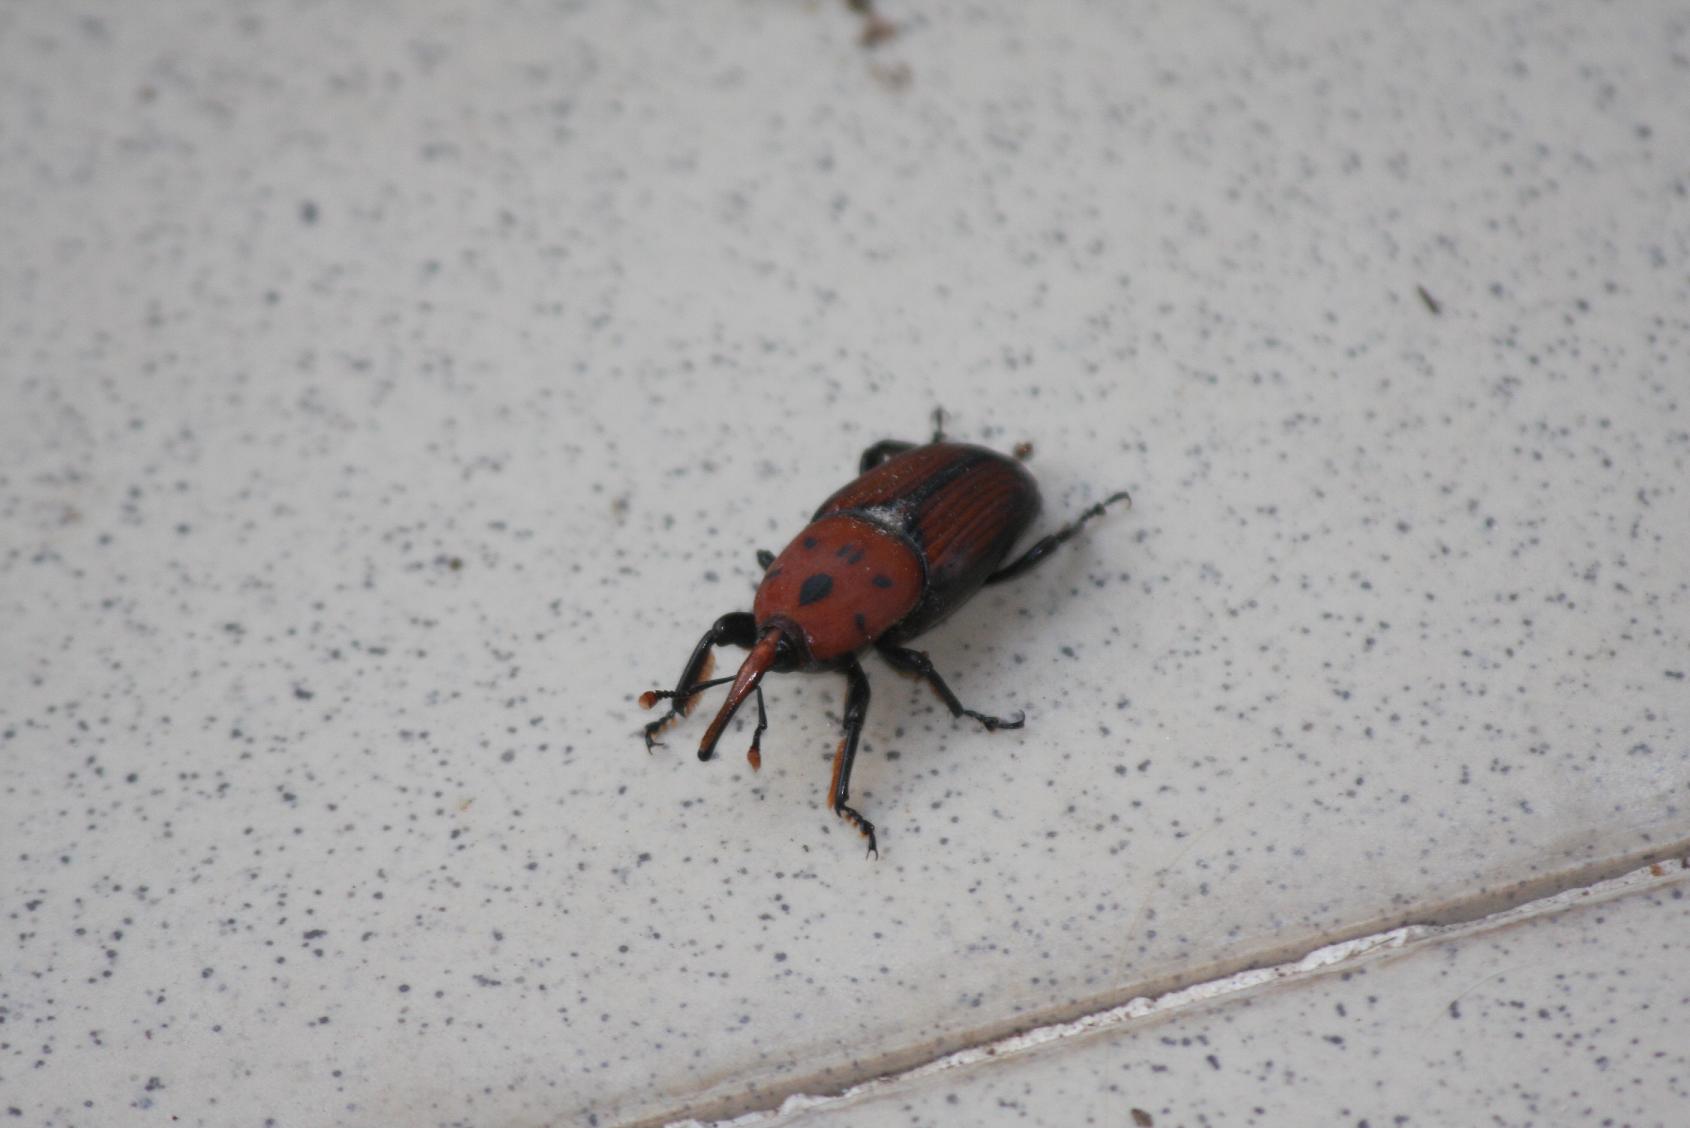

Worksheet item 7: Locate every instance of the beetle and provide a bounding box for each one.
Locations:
[638,411,1130,856]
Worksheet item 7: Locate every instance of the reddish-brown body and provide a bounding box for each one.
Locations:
[754,444,1040,667]
[638,417,1129,857]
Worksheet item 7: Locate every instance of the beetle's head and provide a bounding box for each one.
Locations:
[697,625,798,763]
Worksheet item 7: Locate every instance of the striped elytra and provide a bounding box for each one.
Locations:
[808,443,1040,645]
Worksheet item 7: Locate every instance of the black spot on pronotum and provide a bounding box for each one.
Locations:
[798,573,834,606]
[802,535,819,550]
[872,574,894,589]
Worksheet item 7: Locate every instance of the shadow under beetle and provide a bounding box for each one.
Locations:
[638,411,1130,857]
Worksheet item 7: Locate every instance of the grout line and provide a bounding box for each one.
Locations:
[665,854,1690,1127]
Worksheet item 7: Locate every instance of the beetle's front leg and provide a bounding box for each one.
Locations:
[876,643,1024,731]
[638,612,757,750]
[828,657,878,857]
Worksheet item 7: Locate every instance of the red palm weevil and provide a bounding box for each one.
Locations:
[639,412,1130,856]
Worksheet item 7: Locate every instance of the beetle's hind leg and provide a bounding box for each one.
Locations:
[983,490,1132,585]
[829,657,878,857]
[876,643,1025,731]
[639,612,758,750]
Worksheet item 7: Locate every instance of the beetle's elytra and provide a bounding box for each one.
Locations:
[638,412,1130,856]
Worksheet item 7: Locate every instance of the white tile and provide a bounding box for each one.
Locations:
[761,865,1690,1127]
[2,1,1686,1125]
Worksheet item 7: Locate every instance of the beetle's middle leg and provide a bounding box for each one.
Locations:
[829,657,878,857]
[858,439,917,474]
[859,409,948,473]
[983,490,1132,585]
[876,643,1025,731]
[639,611,757,750]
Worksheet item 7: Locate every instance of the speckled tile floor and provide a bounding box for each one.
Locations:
[2,1,1686,1126]
[743,861,1690,1128]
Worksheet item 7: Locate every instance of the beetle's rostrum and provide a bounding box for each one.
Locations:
[638,412,1130,857]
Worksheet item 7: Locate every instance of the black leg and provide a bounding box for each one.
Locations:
[984,490,1132,585]
[639,612,757,749]
[877,644,1024,731]
[858,409,949,473]
[859,439,916,474]
[828,657,878,856]
[756,549,775,570]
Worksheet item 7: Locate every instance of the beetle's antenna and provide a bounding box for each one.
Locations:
[698,629,782,762]
[640,674,737,710]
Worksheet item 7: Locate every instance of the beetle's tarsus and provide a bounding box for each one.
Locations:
[835,801,878,857]
[876,644,1022,734]
[638,699,690,750]
[966,708,1025,731]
